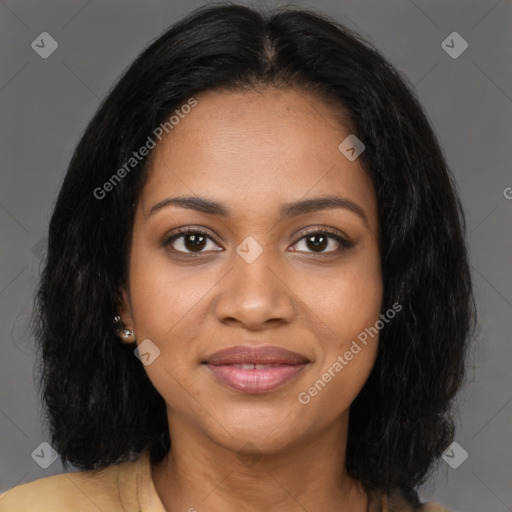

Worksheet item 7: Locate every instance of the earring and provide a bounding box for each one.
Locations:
[122,329,135,341]
[113,315,136,343]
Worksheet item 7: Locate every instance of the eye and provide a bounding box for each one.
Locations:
[163,227,222,255]
[163,226,353,257]
[290,228,353,256]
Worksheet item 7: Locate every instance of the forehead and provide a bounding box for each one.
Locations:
[139,87,377,228]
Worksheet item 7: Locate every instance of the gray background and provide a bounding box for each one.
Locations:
[1,1,511,511]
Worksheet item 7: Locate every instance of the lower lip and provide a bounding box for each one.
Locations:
[205,363,308,393]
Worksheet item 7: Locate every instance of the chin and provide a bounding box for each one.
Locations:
[204,402,312,452]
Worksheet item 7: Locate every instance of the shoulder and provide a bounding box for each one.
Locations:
[420,503,453,512]
[381,488,454,512]
[0,455,142,512]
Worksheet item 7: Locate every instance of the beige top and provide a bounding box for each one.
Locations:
[0,450,451,512]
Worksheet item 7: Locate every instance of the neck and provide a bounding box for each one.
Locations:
[152,413,368,512]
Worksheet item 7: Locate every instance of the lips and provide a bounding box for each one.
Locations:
[203,345,309,394]
[205,346,309,366]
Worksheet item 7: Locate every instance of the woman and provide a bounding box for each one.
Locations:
[0,4,475,511]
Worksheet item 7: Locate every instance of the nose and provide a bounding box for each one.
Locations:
[213,244,295,330]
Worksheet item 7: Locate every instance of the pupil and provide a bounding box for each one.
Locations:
[308,234,327,252]
[185,234,206,251]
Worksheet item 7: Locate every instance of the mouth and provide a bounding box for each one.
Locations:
[202,345,310,394]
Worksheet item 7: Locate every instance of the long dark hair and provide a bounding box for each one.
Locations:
[33,3,476,494]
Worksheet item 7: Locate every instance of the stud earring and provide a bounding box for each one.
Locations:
[113,315,136,343]
[122,329,135,340]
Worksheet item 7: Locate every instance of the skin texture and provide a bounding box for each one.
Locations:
[118,87,382,512]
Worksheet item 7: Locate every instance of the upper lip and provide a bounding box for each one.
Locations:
[204,345,309,365]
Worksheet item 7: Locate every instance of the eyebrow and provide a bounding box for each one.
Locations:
[148,195,368,225]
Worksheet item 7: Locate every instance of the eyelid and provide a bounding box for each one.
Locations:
[165,225,220,243]
[162,225,221,251]
[294,226,353,247]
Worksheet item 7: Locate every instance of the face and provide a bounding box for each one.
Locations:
[118,87,382,455]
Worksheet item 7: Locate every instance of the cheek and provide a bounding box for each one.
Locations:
[302,246,383,343]
[126,247,206,411]
[296,247,382,402]
[127,242,207,340]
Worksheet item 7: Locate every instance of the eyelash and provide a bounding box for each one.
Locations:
[162,226,353,258]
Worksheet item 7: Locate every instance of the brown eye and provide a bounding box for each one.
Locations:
[291,229,353,255]
[164,228,223,255]
[304,233,329,252]
[180,233,207,251]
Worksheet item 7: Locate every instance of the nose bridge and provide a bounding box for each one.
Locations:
[214,236,294,327]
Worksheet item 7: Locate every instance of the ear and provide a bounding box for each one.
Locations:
[115,287,135,339]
